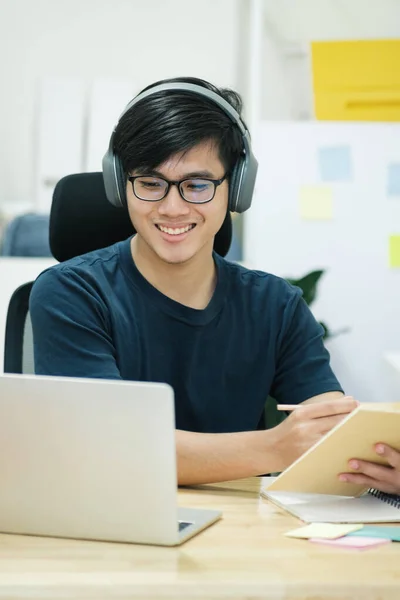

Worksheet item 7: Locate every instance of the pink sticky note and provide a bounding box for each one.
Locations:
[310,536,391,550]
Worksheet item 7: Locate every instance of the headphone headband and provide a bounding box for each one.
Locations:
[116,83,247,134]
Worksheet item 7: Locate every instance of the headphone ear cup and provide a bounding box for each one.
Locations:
[228,160,244,213]
[228,150,258,214]
[228,164,238,212]
[102,150,126,208]
[115,158,127,207]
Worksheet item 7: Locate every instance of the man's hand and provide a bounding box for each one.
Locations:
[339,444,400,494]
[271,396,359,472]
[175,396,359,486]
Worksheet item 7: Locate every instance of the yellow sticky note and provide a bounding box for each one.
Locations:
[285,523,363,540]
[299,186,333,220]
[389,235,400,268]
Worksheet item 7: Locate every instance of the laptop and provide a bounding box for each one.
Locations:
[0,374,221,545]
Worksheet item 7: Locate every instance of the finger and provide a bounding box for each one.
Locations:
[346,459,396,485]
[294,396,359,420]
[375,444,400,469]
[338,472,400,495]
[307,413,351,435]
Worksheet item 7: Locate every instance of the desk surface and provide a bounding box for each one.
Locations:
[0,477,398,600]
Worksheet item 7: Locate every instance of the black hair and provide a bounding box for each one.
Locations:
[113,76,247,178]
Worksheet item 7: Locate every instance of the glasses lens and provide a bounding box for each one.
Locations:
[133,177,168,201]
[180,179,214,203]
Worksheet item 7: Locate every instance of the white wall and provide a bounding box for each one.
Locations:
[0,0,241,209]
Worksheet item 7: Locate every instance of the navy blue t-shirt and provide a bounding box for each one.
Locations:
[29,238,343,433]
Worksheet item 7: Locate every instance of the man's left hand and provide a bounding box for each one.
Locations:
[339,444,400,494]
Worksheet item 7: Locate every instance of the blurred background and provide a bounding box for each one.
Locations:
[0,0,400,403]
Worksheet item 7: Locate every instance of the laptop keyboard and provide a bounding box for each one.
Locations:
[178,521,192,532]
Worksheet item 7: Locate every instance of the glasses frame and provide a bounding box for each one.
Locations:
[128,174,227,204]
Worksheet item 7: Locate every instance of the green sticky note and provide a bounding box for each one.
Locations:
[389,235,400,268]
[347,526,400,541]
[299,186,333,220]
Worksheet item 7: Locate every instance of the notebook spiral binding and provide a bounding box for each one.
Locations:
[369,488,400,509]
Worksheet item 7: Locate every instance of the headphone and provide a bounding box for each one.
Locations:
[102,82,258,214]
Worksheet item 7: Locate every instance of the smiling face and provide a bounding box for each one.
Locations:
[126,140,229,267]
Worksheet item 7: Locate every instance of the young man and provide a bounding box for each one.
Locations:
[30,77,400,492]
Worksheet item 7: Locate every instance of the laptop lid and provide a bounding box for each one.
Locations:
[0,374,181,545]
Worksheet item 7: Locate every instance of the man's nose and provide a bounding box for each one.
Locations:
[158,184,190,215]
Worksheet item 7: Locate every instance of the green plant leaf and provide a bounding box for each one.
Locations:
[318,320,330,339]
[287,269,325,306]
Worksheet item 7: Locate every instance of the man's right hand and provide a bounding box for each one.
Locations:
[269,396,359,472]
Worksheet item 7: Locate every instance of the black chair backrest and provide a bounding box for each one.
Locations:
[4,282,34,374]
[50,172,232,262]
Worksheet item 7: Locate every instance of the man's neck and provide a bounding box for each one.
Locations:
[130,237,217,310]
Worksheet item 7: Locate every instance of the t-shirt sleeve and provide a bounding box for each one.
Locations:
[269,287,344,404]
[29,266,122,379]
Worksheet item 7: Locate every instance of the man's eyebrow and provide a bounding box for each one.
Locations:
[135,169,218,179]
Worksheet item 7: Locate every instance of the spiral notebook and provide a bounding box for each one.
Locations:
[261,403,400,523]
[262,486,400,524]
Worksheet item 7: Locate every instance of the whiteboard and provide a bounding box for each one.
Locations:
[245,122,400,403]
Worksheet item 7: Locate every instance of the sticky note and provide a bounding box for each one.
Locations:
[389,235,400,268]
[310,536,391,550]
[284,523,363,539]
[347,525,400,541]
[299,186,333,220]
[387,163,400,197]
[318,146,353,182]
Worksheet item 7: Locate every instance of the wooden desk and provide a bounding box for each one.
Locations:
[0,477,398,599]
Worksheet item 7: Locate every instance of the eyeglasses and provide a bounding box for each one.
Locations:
[128,174,227,204]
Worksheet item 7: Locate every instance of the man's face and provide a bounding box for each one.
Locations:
[126,141,229,266]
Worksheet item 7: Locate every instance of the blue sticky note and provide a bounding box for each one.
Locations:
[347,525,400,541]
[318,146,353,182]
[387,163,400,197]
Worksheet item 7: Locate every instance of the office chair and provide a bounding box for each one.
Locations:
[2,173,281,430]
[4,281,35,374]
[3,172,233,374]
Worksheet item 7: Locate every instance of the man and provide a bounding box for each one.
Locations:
[30,77,400,492]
